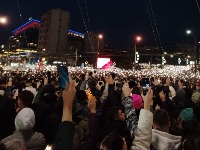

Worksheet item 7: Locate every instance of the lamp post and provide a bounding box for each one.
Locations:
[97,34,103,53]
[134,36,142,70]
[186,30,197,75]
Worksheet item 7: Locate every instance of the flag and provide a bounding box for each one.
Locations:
[102,60,114,71]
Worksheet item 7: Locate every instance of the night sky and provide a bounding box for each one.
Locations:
[0,0,200,50]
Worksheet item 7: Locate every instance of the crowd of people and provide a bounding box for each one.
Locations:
[0,66,200,150]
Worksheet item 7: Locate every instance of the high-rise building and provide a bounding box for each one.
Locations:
[38,9,69,54]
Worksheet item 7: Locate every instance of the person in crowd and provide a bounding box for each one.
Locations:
[80,73,89,91]
[33,79,62,144]
[132,94,143,118]
[154,86,175,113]
[24,79,37,96]
[152,109,182,149]
[100,83,153,150]
[16,90,34,113]
[0,79,16,140]
[52,75,76,149]
[164,77,176,99]
[1,108,45,150]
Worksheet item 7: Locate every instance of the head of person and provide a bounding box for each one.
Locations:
[178,79,184,87]
[15,108,35,131]
[100,132,127,150]
[0,79,7,90]
[51,80,59,89]
[25,79,32,87]
[18,90,34,109]
[89,71,93,77]
[107,72,115,84]
[107,106,125,122]
[157,87,166,102]
[165,77,171,85]
[153,109,170,133]
[178,108,195,129]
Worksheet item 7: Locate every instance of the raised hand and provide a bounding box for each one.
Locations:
[141,88,153,111]
[122,83,132,97]
[62,75,76,122]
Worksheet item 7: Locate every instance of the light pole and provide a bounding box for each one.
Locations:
[134,36,142,70]
[186,30,197,75]
[97,34,103,53]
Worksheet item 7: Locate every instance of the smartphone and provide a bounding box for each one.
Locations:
[141,78,150,88]
[58,66,69,89]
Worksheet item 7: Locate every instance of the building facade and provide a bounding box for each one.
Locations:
[38,9,69,54]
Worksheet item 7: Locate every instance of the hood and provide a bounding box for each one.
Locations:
[152,129,182,150]
[15,108,35,131]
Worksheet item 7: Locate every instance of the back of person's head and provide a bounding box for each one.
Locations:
[51,80,59,88]
[15,108,35,131]
[100,133,125,150]
[106,106,125,122]
[89,71,93,77]
[18,90,34,108]
[153,109,170,132]
[110,72,116,80]
[131,86,140,95]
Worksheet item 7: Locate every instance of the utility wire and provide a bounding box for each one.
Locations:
[148,0,164,51]
[145,0,159,49]
[76,0,94,52]
[84,0,94,51]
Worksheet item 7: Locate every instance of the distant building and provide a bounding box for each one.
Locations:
[67,29,85,54]
[37,9,69,54]
[10,19,40,50]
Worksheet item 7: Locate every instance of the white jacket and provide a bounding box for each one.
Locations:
[152,129,182,150]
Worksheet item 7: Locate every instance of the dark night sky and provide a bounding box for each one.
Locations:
[0,0,200,50]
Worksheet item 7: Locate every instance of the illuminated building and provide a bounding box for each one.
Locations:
[67,29,85,55]
[37,9,69,54]
[9,18,40,50]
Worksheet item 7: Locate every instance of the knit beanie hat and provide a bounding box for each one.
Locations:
[180,108,194,121]
[15,108,35,131]
[132,94,143,109]
[192,91,200,103]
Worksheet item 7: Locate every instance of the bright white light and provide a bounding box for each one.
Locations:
[186,30,191,34]
[98,34,103,39]
[97,58,110,68]
[136,36,142,42]
[0,17,7,24]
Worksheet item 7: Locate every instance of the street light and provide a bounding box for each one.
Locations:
[186,30,191,35]
[97,34,103,53]
[186,29,197,75]
[0,17,7,24]
[134,36,142,70]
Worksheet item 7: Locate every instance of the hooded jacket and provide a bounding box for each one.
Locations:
[151,129,182,150]
[1,108,45,150]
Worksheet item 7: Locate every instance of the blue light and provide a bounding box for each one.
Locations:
[68,29,84,36]
[12,19,41,33]
[37,60,40,63]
